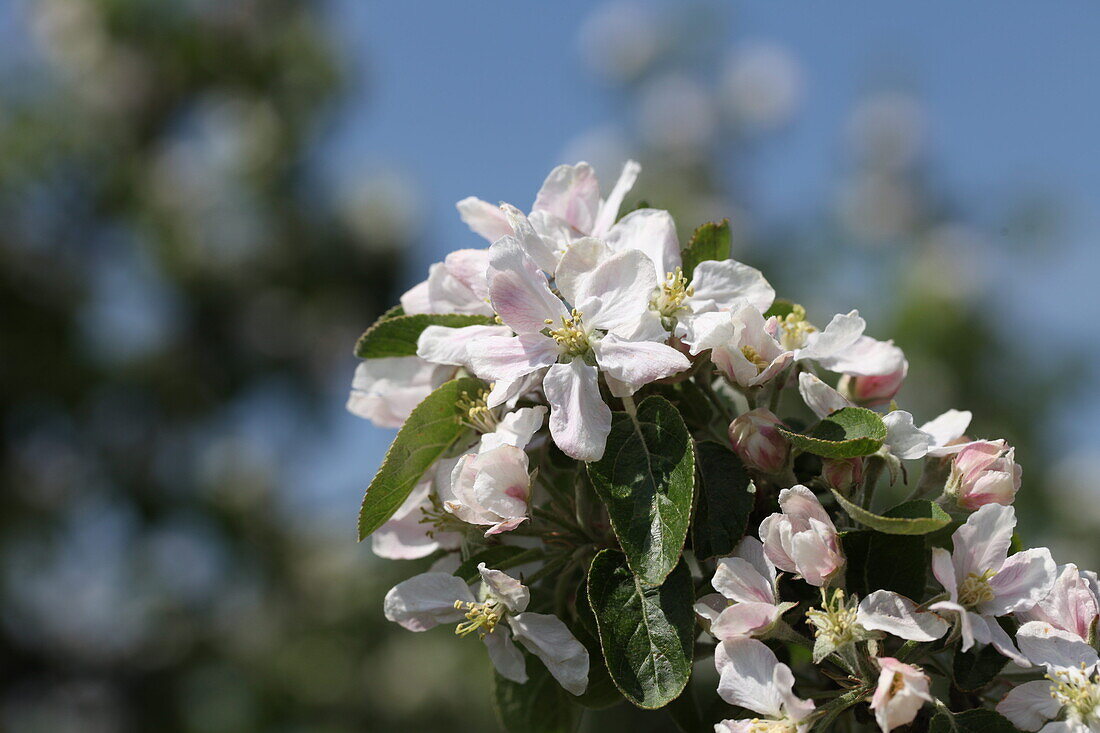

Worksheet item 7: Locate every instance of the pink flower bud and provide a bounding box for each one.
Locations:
[822,457,864,492]
[728,408,790,474]
[758,486,844,586]
[870,658,932,732]
[838,362,908,407]
[946,439,1021,510]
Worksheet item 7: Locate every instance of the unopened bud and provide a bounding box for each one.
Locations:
[728,408,789,474]
[823,457,864,493]
[838,362,908,407]
[946,439,1021,510]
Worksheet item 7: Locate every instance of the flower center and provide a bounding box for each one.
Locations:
[1047,664,1100,723]
[958,568,996,609]
[545,309,592,357]
[741,345,770,373]
[652,267,694,318]
[748,718,798,733]
[806,589,860,648]
[777,304,816,351]
[457,388,497,433]
[453,600,503,638]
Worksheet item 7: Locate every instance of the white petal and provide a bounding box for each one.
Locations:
[983,615,1031,667]
[735,536,777,588]
[532,162,600,234]
[443,248,492,302]
[952,503,1016,580]
[456,197,513,243]
[797,310,865,363]
[591,159,641,237]
[687,260,775,314]
[478,563,530,614]
[819,335,906,377]
[466,334,559,383]
[1017,621,1100,670]
[543,361,611,462]
[985,548,1057,616]
[509,612,590,696]
[695,593,730,625]
[857,590,949,641]
[931,547,959,601]
[883,410,934,460]
[569,248,659,334]
[710,602,783,640]
[997,680,1061,732]
[417,324,512,367]
[714,638,786,718]
[487,239,567,334]
[472,445,531,522]
[399,278,432,314]
[479,406,547,453]
[383,572,474,631]
[484,625,528,684]
[921,409,973,448]
[593,334,690,392]
[427,260,493,315]
[555,237,617,306]
[797,372,852,419]
[713,557,775,605]
[500,204,559,275]
[443,454,493,525]
[603,208,681,276]
[347,357,445,428]
[372,480,444,559]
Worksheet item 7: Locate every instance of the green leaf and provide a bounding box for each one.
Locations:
[572,579,624,710]
[777,407,887,459]
[841,530,927,600]
[491,656,577,733]
[586,550,694,710]
[832,492,952,535]
[586,396,695,585]
[953,643,1008,692]
[692,441,753,560]
[354,313,495,358]
[454,546,544,584]
[930,708,1022,733]
[357,377,482,539]
[680,219,731,280]
[763,299,796,319]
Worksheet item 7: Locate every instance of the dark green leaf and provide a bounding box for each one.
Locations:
[692,441,753,560]
[454,546,544,584]
[571,579,624,710]
[953,643,1008,692]
[841,530,927,600]
[778,407,887,459]
[833,492,953,535]
[586,396,694,585]
[587,550,694,710]
[930,708,1022,733]
[354,313,495,358]
[680,219,731,279]
[492,655,577,733]
[764,300,796,319]
[357,377,482,539]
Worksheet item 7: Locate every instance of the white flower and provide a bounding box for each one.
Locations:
[384,564,589,695]
[929,504,1057,666]
[467,238,689,461]
[714,638,815,733]
[1018,563,1100,644]
[696,537,795,640]
[869,657,932,732]
[371,459,463,560]
[346,357,454,429]
[805,589,947,665]
[400,250,495,317]
[759,486,844,587]
[686,302,792,388]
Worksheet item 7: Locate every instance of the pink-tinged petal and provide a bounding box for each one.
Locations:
[710,602,783,640]
[774,663,816,724]
[427,260,494,315]
[532,162,600,234]
[555,237,617,306]
[500,204,559,275]
[466,334,558,383]
[1020,564,1100,642]
[528,210,574,262]
[456,196,513,243]
[714,638,786,718]
[487,239,567,334]
[687,259,775,314]
[857,590,949,641]
[543,361,611,462]
[485,370,545,410]
[591,159,641,237]
[997,680,1061,732]
[1016,621,1100,670]
[570,248,659,334]
[952,503,1016,579]
[593,334,690,391]
[444,248,492,301]
[820,335,906,377]
[383,572,474,631]
[477,563,530,614]
[479,406,547,453]
[695,594,730,626]
[483,625,527,684]
[796,310,865,362]
[759,514,797,575]
[797,372,852,419]
[735,536,778,588]
[417,324,512,367]
[472,445,531,521]
[509,612,590,696]
[399,278,432,314]
[985,547,1057,616]
[442,454,492,525]
[790,518,843,586]
[883,410,934,460]
[372,480,447,559]
[713,557,775,604]
[484,517,528,536]
[778,485,834,528]
[347,357,451,429]
[714,721,757,733]
[921,409,974,454]
[603,208,681,276]
[983,615,1031,667]
[931,547,958,600]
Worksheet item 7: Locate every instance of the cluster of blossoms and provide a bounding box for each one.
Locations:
[348,162,1100,732]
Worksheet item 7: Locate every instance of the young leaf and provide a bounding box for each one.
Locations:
[357,377,482,539]
[841,530,927,600]
[692,441,753,560]
[491,656,577,733]
[930,708,1022,733]
[586,396,694,585]
[354,313,495,358]
[778,407,887,459]
[587,550,695,710]
[681,219,731,279]
[832,492,952,535]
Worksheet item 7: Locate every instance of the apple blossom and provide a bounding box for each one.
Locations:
[728,408,790,474]
[347,357,454,429]
[835,337,909,406]
[371,464,462,560]
[805,589,948,664]
[946,439,1022,510]
[759,485,844,586]
[823,457,863,492]
[929,503,1056,665]
[714,638,815,733]
[869,658,932,732]
[687,302,793,388]
[384,563,589,695]
[696,536,796,640]
[1018,563,1099,644]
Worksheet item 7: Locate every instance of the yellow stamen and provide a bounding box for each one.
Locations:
[544,309,591,356]
[652,267,694,319]
[453,600,502,638]
[741,345,770,373]
[777,304,817,351]
[456,388,497,433]
[1047,663,1100,723]
[958,568,997,609]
